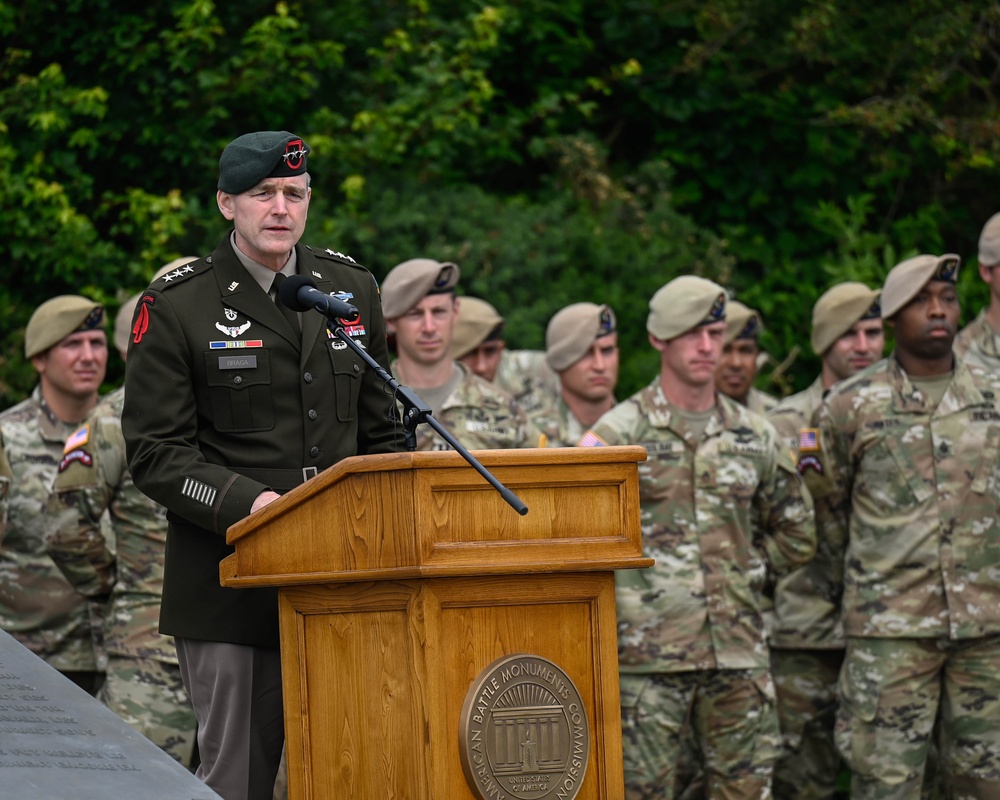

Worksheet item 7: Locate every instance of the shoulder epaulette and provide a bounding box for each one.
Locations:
[153,259,209,290]
[308,246,367,271]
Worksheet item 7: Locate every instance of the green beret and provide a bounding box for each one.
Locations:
[452,297,504,359]
[811,282,881,355]
[647,276,727,340]
[545,303,616,372]
[218,131,310,194]
[979,212,1000,267]
[881,254,960,319]
[25,296,105,359]
[723,301,763,346]
[381,258,461,319]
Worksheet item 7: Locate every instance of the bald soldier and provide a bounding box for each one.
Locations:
[580,276,815,799]
[382,259,530,450]
[766,282,883,800]
[954,211,1000,367]
[0,296,108,693]
[529,302,619,447]
[807,254,1000,798]
[451,295,560,415]
[715,300,778,415]
[46,260,199,766]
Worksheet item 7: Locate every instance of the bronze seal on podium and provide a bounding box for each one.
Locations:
[459,654,590,799]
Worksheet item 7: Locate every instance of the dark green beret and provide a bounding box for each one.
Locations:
[218,131,310,194]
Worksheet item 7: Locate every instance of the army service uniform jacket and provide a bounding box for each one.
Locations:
[122,237,402,648]
[807,354,1000,640]
[582,379,816,674]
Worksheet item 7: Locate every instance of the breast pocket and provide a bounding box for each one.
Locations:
[858,434,931,509]
[204,350,275,432]
[326,344,361,422]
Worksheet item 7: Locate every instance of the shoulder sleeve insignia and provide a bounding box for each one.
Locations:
[64,424,90,453]
[797,454,823,475]
[798,427,820,453]
[578,430,607,447]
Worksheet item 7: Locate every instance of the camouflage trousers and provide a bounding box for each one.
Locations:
[620,668,781,800]
[770,647,844,800]
[98,655,198,768]
[838,635,1000,800]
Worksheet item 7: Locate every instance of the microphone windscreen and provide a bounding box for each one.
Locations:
[278,273,318,312]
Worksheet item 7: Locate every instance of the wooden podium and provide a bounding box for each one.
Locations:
[222,446,650,800]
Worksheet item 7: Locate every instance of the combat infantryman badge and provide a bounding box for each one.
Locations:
[459,654,590,800]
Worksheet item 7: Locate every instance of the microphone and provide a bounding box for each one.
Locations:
[278,274,360,323]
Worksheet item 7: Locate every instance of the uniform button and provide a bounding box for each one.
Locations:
[303,372,313,383]
[353,363,360,373]
[310,446,320,458]
[308,409,318,420]
[233,375,243,385]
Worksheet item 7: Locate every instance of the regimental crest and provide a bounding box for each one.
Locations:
[282,139,308,170]
[738,314,761,340]
[598,306,616,335]
[706,292,727,323]
[935,255,960,283]
[459,654,590,800]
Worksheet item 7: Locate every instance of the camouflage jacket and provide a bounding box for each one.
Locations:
[495,349,560,417]
[767,376,825,456]
[48,387,178,663]
[746,387,779,416]
[0,386,100,671]
[766,376,845,650]
[583,379,816,673]
[528,398,591,448]
[807,354,1000,640]
[954,308,1000,369]
[392,361,531,451]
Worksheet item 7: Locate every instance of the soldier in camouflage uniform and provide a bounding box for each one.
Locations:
[580,276,816,799]
[954,211,1000,367]
[451,295,560,416]
[715,300,778,416]
[382,259,530,450]
[528,302,618,447]
[807,253,1000,799]
[46,277,198,767]
[0,296,108,694]
[765,282,883,800]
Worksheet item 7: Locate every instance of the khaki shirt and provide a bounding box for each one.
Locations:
[808,354,1000,640]
[583,379,815,673]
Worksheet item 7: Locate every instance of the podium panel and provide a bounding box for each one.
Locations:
[279,573,623,799]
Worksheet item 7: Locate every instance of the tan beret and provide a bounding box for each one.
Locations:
[545,303,617,372]
[647,276,727,340]
[881,254,961,319]
[723,301,763,346]
[25,296,105,359]
[381,258,461,319]
[451,297,504,359]
[810,282,881,355]
[979,212,1000,267]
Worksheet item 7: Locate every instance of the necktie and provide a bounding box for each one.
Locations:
[270,273,300,335]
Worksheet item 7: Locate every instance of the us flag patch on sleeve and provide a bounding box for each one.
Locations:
[64,424,90,453]
[799,428,820,453]
[578,430,608,447]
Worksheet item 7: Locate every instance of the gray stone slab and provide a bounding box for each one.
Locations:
[0,628,219,798]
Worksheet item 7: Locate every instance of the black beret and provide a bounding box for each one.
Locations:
[218,131,310,194]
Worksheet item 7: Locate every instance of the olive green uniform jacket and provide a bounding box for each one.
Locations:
[122,237,402,647]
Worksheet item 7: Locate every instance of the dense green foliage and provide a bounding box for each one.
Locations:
[3,0,999,406]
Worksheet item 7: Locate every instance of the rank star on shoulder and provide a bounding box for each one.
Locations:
[325,249,356,263]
